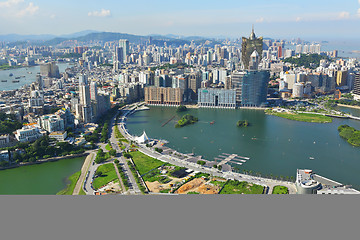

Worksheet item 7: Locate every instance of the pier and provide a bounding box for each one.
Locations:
[214,153,250,166]
[161,116,175,127]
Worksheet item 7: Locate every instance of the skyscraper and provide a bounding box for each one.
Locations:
[241,26,263,70]
[113,46,123,72]
[78,75,92,123]
[240,70,269,107]
[354,73,360,99]
[119,39,129,63]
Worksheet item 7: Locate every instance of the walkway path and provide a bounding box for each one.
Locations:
[113,162,126,194]
[73,152,95,195]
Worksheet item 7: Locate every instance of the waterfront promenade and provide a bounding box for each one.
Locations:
[118,103,297,194]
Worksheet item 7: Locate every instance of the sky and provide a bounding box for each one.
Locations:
[0,0,360,40]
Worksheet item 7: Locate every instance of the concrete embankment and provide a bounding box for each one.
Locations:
[0,153,88,171]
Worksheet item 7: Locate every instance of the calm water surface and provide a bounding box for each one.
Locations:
[0,63,73,91]
[126,107,360,189]
[0,157,85,195]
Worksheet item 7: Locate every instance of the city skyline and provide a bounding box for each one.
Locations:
[0,0,360,39]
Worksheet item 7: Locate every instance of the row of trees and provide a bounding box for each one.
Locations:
[0,112,22,135]
[94,148,116,164]
[10,135,85,163]
[283,53,329,69]
[84,104,124,144]
[232,167,296,182]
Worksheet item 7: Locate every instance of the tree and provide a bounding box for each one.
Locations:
[95,171,103,177]
[218,165,222,170]
[114,159,119,164]
[213,164,217,168]
[197,160,206,166]
[109,149,116,156]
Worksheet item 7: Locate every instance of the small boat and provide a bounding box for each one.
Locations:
[210,121,215,125]
[27,72,32,74]
[9,73,13,77]
[1,80,7,82]
[309,157,315,160]
[15,76,21,79]
[12,80,20,83]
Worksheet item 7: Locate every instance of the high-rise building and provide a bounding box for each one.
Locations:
[198,88,236,108]
[188,71,202,100]
[40,62,59,78]
[241,26,263,69]
[231,71,245,105]
[336,70,347,87]
[293,83,304,98]
[144,87,184,105]
[90,82,98,102]
[36,74,43,90]
[113,46,123,72]
[240,70,270,107]
[353,73,360,100]
[119,39,129,63]
[78,75,92,123]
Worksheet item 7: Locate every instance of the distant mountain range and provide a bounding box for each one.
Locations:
[0,30,100,42]
[0,30,221,47]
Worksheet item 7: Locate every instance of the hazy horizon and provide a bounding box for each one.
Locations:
[0,0,359,40]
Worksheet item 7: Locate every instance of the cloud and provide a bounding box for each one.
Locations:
[0,0,39,18]
[0,0,24,8]
[88,9,111,17]
[15,2,38,17]
[50,14,56,19]
[295,17,302,22]
[256,17,264,23]
[337,11,350,19]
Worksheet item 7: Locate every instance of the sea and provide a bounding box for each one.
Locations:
[0,62,74,91]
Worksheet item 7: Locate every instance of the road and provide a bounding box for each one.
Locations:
[72,151,95,195]
[109,113,141,194]
[113,162,126,194]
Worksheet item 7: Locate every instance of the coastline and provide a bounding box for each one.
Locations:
[0,153,88,171]
[337,104,360,110]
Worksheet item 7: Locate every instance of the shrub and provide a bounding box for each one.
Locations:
[197,160,206,166]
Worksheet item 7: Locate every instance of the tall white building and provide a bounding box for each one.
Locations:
[119,39,129,63]
[78,75,92,123]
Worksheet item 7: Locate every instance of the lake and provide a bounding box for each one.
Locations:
[126,107,360,189]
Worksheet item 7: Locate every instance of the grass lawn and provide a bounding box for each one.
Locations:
[105,143,112,151]
[79,187,86,195]
[56,171,81,195]
[272,186,289,194]
[187,191,200,194]
[268,112,332,123]
[210,179,227,188]
[92,163,119,190]
[159,189,171,193]
[220,180,264,194]
[129,151,165,175]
